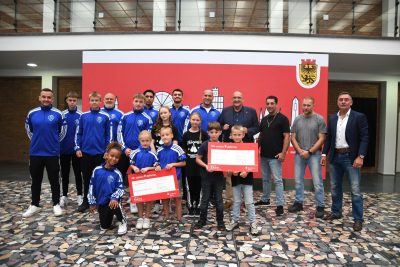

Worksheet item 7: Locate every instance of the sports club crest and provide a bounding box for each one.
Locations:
[48,115,55,121]
[296,59,320,89]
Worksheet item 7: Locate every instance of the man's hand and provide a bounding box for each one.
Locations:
[76,150,83,158]
[240,172,248,178]
[109,200,118,209]
[353,156,364,168]
[223,124,230,130]
[125,148,132,157]
[89,205,97,213]
[299,149,311,160]
[275,152,286,162]
[320,155,326,166]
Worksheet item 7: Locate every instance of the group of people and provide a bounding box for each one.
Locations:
[23,87,368,236]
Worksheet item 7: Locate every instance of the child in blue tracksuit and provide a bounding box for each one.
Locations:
[157,126,186,221]
[88,142,127,235]
[129,130,160,230]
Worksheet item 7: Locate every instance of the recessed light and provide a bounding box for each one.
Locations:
[27,63,38,67]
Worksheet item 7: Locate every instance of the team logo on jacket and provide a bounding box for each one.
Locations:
[137,120,143,126]
[296,59,320,89]
[97,117,103,123]
[107,175,114,184]
[48,115,55,121]
[151,111,156,118]
[179,111,186,117]
[75,119,79,125]
[111,114,116,120]
[210,111,216,117]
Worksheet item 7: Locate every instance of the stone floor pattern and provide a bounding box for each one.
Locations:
[0,180,399,266]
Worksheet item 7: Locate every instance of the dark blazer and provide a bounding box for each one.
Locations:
[323,109,369,163]
[219,106,259,143]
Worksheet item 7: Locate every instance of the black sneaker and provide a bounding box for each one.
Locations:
[194,208,201,216]
[188,208,195,217]
[254,199,270,206]
[77,199,89,212]
[217,223,225,231]
[275,206,284,216]
[315,206,324,218]
[288,202,303,213]
[194,220,206,229]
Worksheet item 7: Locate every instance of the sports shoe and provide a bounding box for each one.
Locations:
[117,220,127,235]
[217,222,226,231]
[226,220,239,231]
[275,206,284,216]
[353,220,363,232]
[254,199,270,206]
[315,206,325,218]
[250,222,259,235]
[130,203,138,213]
[53,204,64,216]
[77,199,89,212]
[76,195,84,206]
[194,220,206,229]
[142,218,151,229]
[22,205,40,218]
[60,196,68,208]
[136,218,144,229]
[288,202,303,213]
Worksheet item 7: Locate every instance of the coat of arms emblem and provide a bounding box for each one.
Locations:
[296,59,320,89]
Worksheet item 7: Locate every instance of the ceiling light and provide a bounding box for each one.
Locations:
[27,63,38,67]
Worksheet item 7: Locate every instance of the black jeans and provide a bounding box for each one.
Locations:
[199,174,224,224]
[98,202,125,229]
[60,154,82,196]
[115,153,130,187]
[81,153,104,201]
[186,175,201,209]
[29,156,60,206]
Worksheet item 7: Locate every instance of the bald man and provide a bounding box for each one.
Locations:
[101,93,123,141]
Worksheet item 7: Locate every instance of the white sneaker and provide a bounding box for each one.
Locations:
[250,222,259,235]
[142,218,151,229]
[22,205,40,218]
[136,218,144,229]
[60,196,68,208]
[53,204,64,216]
[130,203,138,213]
[226,220,238,231]
[77,195,83,206]
[117,220,127,235]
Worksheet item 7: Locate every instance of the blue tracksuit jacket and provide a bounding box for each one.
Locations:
[60,108,82,155]
[101,107,123,141]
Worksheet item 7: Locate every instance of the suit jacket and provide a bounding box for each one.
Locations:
[219,106,259,143]
[322,109,369,163]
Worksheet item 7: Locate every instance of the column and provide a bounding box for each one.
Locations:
[378,79,398,175]
[382,0,397,37]
[288,0,316,34]
[270,0,284,33]
[70,0,95,32]
[176,0,206,31]
[153,0,166,31]
[43,0,56,32]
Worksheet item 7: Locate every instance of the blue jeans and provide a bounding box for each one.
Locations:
[329,153,363,221]
[232,184,256,223]
[294,152,325,207]
[260,157,285,206]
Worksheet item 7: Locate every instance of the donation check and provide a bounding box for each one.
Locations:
[128,168,180,203]
[207,142,259,172]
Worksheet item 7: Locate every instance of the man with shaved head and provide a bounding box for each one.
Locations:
[219,91,259,209]
[189,89,221,132]
[101,93,123,141]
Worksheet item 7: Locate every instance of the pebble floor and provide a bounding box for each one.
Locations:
[0,181,399,266]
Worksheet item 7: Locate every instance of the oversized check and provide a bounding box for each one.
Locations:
[207,142,259,172]
[128,168,180,203]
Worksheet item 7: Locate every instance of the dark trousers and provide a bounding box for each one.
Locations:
[116,153,130,187]
[186,175,201,209]
[199,175,224,224]
[81,153,104,201]
[60,154,83,196]
[98,202,125,229]
[29,156,60,207]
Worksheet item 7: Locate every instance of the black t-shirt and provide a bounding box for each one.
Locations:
[197,141,224,179]
[231,171,254,186]
[151,125,179,151]
[259,112,290,158]
[181,129,208,176]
